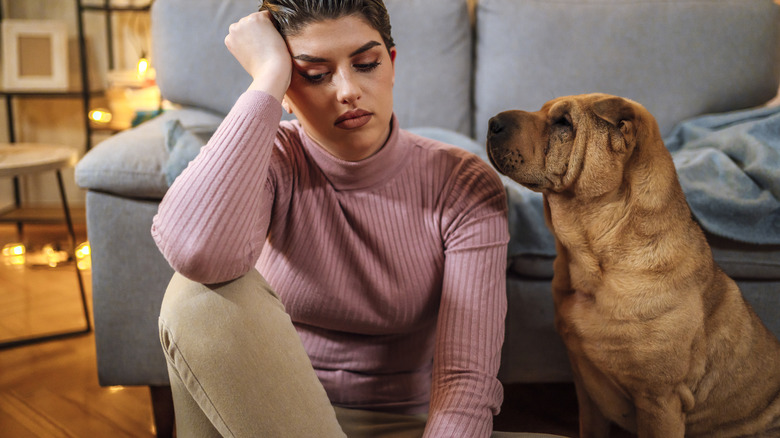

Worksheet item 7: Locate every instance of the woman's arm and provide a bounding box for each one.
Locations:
[425,157,510,438]
[151,92,281,284]
[152,12,292,284]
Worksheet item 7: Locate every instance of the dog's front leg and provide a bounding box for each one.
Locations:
[573,375,611,438]
[634,393,686,438]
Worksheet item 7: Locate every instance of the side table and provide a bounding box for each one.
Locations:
[0,143,91,348]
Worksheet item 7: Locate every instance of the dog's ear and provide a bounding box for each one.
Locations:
[592,96,636,149]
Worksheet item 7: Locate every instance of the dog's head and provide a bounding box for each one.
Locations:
[486,94,651,198]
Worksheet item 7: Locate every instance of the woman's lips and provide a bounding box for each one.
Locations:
[335,109,373,129]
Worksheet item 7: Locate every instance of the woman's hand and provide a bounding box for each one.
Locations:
[225,11,292,103]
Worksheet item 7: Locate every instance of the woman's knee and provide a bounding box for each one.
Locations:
[160,268,278,324]
[158,268,286,355]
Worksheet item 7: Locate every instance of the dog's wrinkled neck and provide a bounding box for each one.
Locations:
[546,130,710,285]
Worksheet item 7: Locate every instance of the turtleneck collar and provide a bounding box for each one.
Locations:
[299,115,410,191]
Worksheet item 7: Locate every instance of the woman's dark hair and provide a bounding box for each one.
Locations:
[259,0,395,52]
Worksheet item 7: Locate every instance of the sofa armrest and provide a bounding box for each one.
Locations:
[75,108,225,199]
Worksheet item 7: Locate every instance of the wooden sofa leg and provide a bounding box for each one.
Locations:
[150,385,175,438]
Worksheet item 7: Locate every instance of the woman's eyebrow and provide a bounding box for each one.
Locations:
[349,41,381,57]
[292,41,382,63]
[293,53,327,63]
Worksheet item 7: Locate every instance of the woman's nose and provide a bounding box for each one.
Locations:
[335,70,361,104]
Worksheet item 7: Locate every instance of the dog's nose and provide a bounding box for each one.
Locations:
[488,117,504,136]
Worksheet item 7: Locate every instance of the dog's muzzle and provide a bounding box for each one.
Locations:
[486,114,524,175]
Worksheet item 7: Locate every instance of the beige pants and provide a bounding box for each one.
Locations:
[159,269,563,438]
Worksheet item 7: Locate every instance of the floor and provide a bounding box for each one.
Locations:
[0,220,158,437]
[0,220,636,437]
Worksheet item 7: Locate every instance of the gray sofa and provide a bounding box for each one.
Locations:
[75,0,780,434]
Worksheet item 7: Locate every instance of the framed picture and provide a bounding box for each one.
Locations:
[2,20,68,91]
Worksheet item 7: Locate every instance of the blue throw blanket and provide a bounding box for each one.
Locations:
[665,105,780,245]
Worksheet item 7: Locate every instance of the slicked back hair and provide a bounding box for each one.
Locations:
[259,0,395,52]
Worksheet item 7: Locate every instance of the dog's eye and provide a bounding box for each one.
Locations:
[553,114,573,128]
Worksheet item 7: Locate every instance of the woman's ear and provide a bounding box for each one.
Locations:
[282,95,293,114]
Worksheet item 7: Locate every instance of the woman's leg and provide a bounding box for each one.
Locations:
[158,268,346,438]
[330,406,568,438]
[333,406,427,438]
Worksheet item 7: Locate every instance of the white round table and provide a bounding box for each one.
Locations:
[0,142,90,349]
[0,143,77,177]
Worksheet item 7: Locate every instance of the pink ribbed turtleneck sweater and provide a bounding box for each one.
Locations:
[152,91,509,437]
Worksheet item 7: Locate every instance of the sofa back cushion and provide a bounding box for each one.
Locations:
[152,0,473,135]
[474,0,780,140]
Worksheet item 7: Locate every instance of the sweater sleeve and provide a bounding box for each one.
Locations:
[152,91,283,284]
[425,156,510,438]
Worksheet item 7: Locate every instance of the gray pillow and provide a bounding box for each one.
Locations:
[162,119,218,186]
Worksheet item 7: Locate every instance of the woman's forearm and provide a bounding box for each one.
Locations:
[152,91,282,284]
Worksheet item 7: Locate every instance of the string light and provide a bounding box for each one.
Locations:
[75,241,91,271]
[88,108,113,125]
[2,243,26,266]
[137,56,149,78]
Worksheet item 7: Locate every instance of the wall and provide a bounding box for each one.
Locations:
[0,0,151,210]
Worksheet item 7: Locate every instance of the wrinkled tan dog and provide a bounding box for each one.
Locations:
[486,93,780,437]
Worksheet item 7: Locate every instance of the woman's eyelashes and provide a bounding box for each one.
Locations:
[300,71,328,84]
[355,61,381,73]
[299,61,381,84]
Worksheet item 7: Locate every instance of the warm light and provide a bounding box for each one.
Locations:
[75,241,91,271]
[2,243,26,266]
[89,109,113,124]
[3,243,24,256]
[137,57,149,77]
[41,244,69,268]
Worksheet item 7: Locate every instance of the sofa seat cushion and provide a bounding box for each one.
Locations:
[509,238,780,282]
[75,108,224,199]
[709,236,780,280]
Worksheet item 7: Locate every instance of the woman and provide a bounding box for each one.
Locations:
[153,1,513,436]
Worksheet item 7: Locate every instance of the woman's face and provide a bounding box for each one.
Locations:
[283,15,396,162]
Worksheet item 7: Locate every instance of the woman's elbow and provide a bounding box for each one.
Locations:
[152,225,253,285]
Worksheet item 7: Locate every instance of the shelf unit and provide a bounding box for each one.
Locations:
[0,0,153,151]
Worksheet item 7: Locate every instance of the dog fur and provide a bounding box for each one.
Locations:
[486,94,780,437]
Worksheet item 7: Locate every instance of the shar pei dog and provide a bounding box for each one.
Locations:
[486,93,780,437]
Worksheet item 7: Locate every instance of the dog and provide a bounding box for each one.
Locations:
[486,93,780,437]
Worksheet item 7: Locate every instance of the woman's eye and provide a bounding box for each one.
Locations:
[300,71,328,84]
[298,61,380,83]
[355,61,380,72]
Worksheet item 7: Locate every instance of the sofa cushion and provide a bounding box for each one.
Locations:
[151,0,254,118]
[152,0,473,136]
[709,236,780,281]
[509,239,780,281]
[474,0,780,141]
[75,108,224,199]
[162,119,220,186]
[386,0,473,135]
